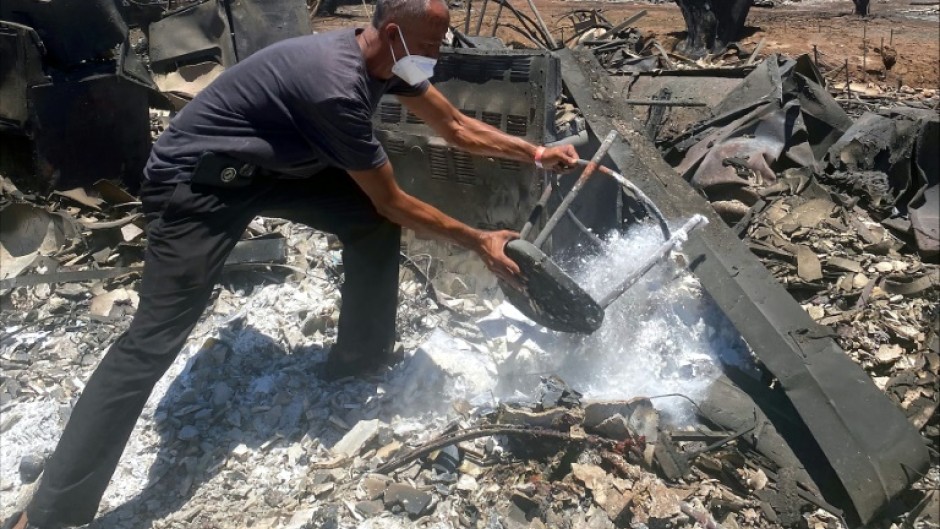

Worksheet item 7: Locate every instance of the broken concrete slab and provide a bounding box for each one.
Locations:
[383,482,433,518]
[582,399,651,430]
[331,419,381,459]
[498,406,580,429]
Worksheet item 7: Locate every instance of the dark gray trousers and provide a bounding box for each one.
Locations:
[27,169,401,527]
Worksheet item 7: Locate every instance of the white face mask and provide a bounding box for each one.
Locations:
[389,26,437,86]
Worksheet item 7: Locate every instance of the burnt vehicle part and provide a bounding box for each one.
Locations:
[557,48,929,526]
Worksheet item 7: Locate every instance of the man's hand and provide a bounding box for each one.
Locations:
[539,144,579,172]
[400,89,582,172]
[349,164,525,288]
[475,230,523,288]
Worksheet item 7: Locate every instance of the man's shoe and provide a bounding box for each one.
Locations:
[321,346,405,381]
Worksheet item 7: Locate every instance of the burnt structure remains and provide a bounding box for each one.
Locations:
[0,2,937,528]
[0,0,308,192]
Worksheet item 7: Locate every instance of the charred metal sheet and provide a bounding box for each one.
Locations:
[659,56,852,207]
[707,56,852,162]
[0,0,126,66]
[228,0,309,60]
[557,47,929,525]
[375,48,568,230]
[0,22,47,130]
[609,71,743,138]
[29,75,151,191]
[147,0,236,71]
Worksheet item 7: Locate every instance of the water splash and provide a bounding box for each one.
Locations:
[473,221,750,423]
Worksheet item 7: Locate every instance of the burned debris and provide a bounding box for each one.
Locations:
[0,0,310,192]
[1,0,939,528]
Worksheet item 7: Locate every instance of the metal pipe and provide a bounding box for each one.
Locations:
[474,0,489,35]
[599,214,708,308]
[533,130,618,248]
[522,0,558,48]
[490,0,504,36]
[519,174,554,241]
[464,0,472,34]
[622,99,707,107]
[545,129,590,149]
[578,160,670,241]
[601,9,647,40]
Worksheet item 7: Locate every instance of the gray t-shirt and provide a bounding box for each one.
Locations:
[145,28,428,182]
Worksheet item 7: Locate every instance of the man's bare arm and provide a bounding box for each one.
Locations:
[348,162,521,283]
[399,86,578,170]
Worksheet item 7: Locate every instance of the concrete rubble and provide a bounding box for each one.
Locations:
[1,1,938,528]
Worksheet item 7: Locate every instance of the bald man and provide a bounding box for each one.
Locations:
[5,0,577,527]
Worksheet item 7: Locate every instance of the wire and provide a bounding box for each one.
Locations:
[646,392,709,419]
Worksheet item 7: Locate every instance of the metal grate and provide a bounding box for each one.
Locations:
[385,138,406,155]
[499,159,521,171]
[506,114,528,137]
[459,108,476,119]
[378,102,401,124]
[405,111,423,124]
[453,151,476,186]
[509,57,533,83]
[428,145,449,181]
[481,111,501,129]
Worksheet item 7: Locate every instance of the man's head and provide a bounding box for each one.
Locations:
[371,0,449,61]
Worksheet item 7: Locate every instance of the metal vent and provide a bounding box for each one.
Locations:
[385,138,406,155]
[453,151,476,186]
[405,111,423,124]
[459,108,476,118]
[379,102,401,124]
[509,57,533,83]
[499,159,521,171]
[506,114,528,136]
[481,111,501,128]
[428,145,449,181]
[483,58,509,81]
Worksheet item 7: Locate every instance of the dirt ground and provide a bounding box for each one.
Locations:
[312,0,940,89]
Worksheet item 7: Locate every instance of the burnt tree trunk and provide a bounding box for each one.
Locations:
[674,0,753,58]
[853,0,870,15]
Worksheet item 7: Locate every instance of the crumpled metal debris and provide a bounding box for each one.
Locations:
[821,108,939,260]
[663,55,852,220]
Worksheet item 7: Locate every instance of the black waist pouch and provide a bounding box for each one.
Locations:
[191,152,258,188]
